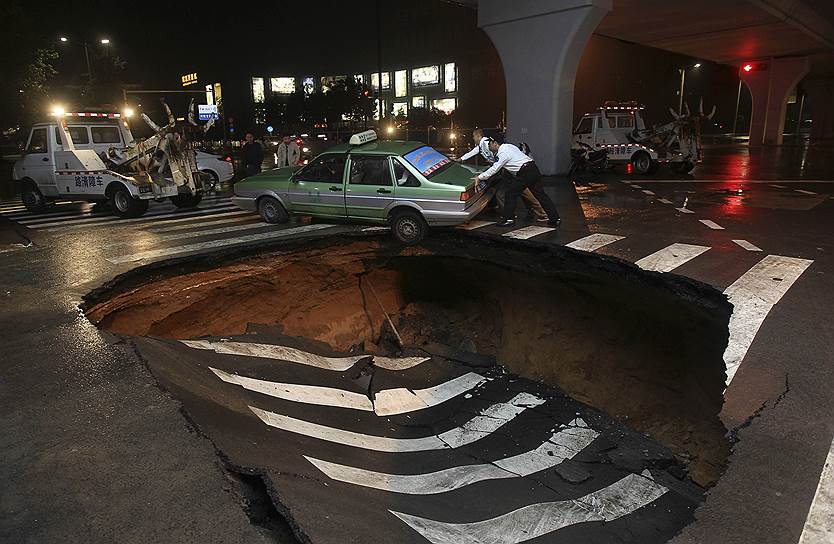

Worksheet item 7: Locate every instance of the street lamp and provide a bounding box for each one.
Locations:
[678,62,701,115]
[58,35,113,101]
[59,36,68,42]
[100,39,110,45]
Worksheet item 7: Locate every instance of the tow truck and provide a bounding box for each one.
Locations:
[13,100,213,217]
[572,100,715,175]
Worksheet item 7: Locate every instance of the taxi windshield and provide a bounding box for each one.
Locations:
[402,146,452,179]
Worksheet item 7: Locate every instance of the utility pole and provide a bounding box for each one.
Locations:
[678,68,686,116]
[376,0,383,127]
[732,79,743,135]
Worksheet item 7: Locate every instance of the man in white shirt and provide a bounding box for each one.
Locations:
[457,129,548,221]
[275,135,301,168]
[476,139,560,228]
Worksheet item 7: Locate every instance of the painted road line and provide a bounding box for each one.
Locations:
[796,189,818,195]
[34,204,237,230]
[250,392,545,452]
[642,189,656,195]
[771,184,787,189]
[305,419,598,494]
[675,207,695,214]
[623,179,834,184]
[210,367,374,411]
[101,220,272,249]
[458,220,495,230]
[181,339,368,371]
[374,372,487,416]
[733,239,762,252]
[635,243,711,273]
[372,356,432,371]
[631,184,643,189]
[16,196,230,224]
[391,470,667,544]
[798,436,834,544]
[106,223,334,263]
[699,219,725,230]
[724,255,814,385]
[147,212,257,232]
[502,226,555,240]
[658,198,673,204]
[362,226,390,233]
[565,233,624,252]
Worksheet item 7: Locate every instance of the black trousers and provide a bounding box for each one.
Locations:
[502,162,560,222]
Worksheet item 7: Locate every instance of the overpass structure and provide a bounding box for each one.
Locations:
[457,0,834,174]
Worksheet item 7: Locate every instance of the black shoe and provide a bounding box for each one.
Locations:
[496,219,515,227]
[548,218,561,227]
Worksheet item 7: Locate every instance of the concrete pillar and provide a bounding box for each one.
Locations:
[741,57,810,146]
[803,78,834,141]
[478,0,612,175]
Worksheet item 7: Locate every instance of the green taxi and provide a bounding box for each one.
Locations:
[231,130,493,244]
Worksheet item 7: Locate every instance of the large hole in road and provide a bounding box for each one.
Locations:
[85,234,732,487]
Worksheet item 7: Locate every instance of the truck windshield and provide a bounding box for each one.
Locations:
[402,146,452,178]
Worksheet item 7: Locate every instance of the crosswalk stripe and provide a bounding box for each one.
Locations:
[249,392,544,452]
[723,255,814,385]
[305,419,598,495]
[631,184,643,189]
[565,233,624,252]
[12,207,100,222]
[183,339,367,370]
[373,373,487,416]
[391,470,667,544]
[796,189,817,195]
[634,243,711,273]
[502,226,555,240]
[0,205,27,213]
[658,198,673,204]
[798,435,834,544]
[211,367,375,411]
[371,356,432,371]
[699,219,725,230]
[147,212,256,232]
[15,196,230,224]
[676,207,695,214]
[141,210,252,230]
[102,220,272,248]
[40,205,238,232]
[458,220,495,230]
[771,184,787,189]
[732,239,762,252]
[642,189,656,195]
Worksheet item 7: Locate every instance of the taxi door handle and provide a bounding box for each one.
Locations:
[329,186,342,192]
[377,188,391,194]
[42,157,49,162]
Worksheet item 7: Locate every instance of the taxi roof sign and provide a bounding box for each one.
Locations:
[349,130,377,145]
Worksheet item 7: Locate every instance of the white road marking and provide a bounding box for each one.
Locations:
[144,210,253,230]
[795,189,818,195]
[658,198,673,204]
[16,197,230,225]
[675,207,695,214]
[391,470,667,544]
[374,373,487,416]
[106,223,335,263]
[305,419,598,494]
[634,243,711,273]
[699,219,725,230]
[799,436,834,544]
[35,204,237,231]
[631,184,643,189]
[362,226,390,233]
[771,184,787,189]
[732,239,762,252]
[723,255,814,385]
[102,220,272,248]
[565,233,624,252]
[250,392,544,452]
[642,189,656,195]
[372,356,431,370]
[181,339,367,371]
[623,179,834,184]
[458,220,495,230]
[502,226,555,240]
[210,367,374,411]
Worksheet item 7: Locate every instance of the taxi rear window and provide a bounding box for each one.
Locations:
[402,146,452,179]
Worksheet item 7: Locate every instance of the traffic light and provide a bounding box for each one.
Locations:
[742,62,768,73]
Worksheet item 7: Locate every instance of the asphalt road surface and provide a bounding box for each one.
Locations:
[1,143,833,543]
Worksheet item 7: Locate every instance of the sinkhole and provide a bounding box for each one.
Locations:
[84,232,732,487]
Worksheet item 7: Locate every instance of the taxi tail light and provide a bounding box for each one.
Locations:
[460,190,472,202]
[221,156,232,162]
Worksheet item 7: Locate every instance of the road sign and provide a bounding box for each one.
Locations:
[198,104,219,121]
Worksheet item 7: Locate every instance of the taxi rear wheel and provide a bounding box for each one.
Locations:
[258,196,289,224]
[390,209,428,245]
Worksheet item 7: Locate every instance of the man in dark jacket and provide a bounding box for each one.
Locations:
[241,132,264,177]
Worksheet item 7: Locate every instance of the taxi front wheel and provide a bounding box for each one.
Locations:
[390,209,427,245]
[258,196,289,224]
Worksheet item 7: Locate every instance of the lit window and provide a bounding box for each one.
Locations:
[354,74,364,85]
[251,77,265,103]
[271,77,296,94]
[205,84,214,105]
[321,75,347,93]
[431,98,456,115]
[302,77,315,96]
[412,66,440,87]
[395,70,407,98]
[393,102,408,117]
[444,63,456,92]
[371,72,391,91]
[213,82,222,103]
[374,99,387,120]
[412,96,425,108]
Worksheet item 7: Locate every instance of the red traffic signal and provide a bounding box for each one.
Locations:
[741,62,768,73]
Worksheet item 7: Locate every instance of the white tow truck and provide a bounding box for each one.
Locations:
[572,100,714,175]
[13,101,216,217]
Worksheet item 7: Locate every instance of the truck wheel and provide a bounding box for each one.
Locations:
[631,152,653,175]
[258,196,289,224]
[21,182,47,213]
[170,193,203,208]
[390,209,428,245]
[111,186,149,218]
[647,160,660,175]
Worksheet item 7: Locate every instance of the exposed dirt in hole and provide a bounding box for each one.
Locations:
[85,235,732,487]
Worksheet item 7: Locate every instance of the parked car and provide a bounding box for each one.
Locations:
[231,130,494,245]
[194,151,234,188]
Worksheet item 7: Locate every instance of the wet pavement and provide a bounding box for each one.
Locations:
[1,142,833,543]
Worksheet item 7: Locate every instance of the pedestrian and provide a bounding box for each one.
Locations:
[457,129,548,222]
[275,134,301,168]
[241,132,264,177]
[475,138,560,228]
